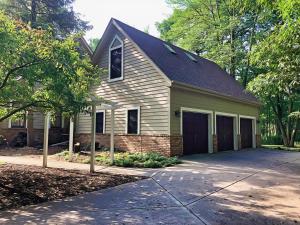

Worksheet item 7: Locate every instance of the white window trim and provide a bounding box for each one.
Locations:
[125,106,140,135]
[108,35,124,82]
[96,110,106,134]
[215,111,238,150]
[8,114,27,129]
[239,115,257,148]
[180,107,214,153]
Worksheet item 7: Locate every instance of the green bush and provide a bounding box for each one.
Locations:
[262,135,283,145]
[56,151,181,168]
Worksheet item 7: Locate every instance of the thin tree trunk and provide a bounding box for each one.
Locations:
[30,0,37,28]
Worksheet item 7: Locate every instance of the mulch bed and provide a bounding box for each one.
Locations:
[0,163,145,211]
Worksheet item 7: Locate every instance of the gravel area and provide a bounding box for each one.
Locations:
[0,163,144,211]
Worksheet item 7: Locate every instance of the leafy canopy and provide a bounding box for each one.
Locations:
[0,11,101,121]
[0,0,91,37]
[248,0,300,146]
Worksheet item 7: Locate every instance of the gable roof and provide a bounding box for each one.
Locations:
[94,18,260,105]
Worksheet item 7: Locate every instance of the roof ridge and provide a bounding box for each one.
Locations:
[112,18,208,61]
[109,18,259,104]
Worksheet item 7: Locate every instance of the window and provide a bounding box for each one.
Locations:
[10,115,26,128]
[126,107,140,134]
[185,52,197,62]
[163,43,176,54]
[109,36,123,81]
[96,111,105,134]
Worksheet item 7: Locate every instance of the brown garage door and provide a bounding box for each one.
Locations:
[182,112,208,155]
[216,115,234,151]
[240,118,253,148]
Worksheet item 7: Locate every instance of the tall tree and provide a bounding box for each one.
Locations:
[0,12,100,121]
[248,0,300,147]
[89,38,100,52]
[156,0,276,84]
[0,0,91,37]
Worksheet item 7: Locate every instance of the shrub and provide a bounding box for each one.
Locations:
[55,151,181,168]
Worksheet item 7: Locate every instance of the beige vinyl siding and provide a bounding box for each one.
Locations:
[0,120,8,128]
[170,87,260,135]
[76,27,170,135]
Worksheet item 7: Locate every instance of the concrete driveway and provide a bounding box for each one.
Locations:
[0,148,299,225]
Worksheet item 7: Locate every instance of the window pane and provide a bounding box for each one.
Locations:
[127,109,138,134]
[96,112,104,133]
[110,47,122,79]
[11,117,25,128]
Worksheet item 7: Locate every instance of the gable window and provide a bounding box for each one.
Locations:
[109,36,123,81]
[126,107,140,134]
[96,111,105,134]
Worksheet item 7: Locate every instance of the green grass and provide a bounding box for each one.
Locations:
[262,145,300,152]
[56,151,181,168]
[0,160,5,166]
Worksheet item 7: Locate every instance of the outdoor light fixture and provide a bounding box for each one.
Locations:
[175,110,181,118]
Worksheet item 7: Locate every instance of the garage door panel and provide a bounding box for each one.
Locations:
[217,116,234,151]
[183,112,208,155]
[240,118,253,148]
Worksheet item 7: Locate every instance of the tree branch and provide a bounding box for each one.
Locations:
[0,60,42,90]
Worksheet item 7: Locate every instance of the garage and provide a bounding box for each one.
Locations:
[182,111,208,155]
[240,118,253,148]
[216,115,234,151]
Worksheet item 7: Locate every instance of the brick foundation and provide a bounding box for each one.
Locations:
[0,128,27,144]
[75,134,183,157]
[213,134,218,152]
[0,128,65,147]
[256,134,261,148]
[237,134,241,149]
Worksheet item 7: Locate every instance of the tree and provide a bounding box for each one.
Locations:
[248,0,300,147]
[0,0,91,37]
[156,0,277,84]
[0,12,101,122]
[89,38,100,51]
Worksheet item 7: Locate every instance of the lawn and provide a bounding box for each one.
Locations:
[0,164,144,211]
[55,151,181,168]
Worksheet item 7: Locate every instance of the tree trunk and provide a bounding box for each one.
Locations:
[30,0,37,28]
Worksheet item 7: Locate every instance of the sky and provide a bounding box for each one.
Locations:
[73,0,173,41]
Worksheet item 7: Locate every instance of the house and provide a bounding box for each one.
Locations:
[0,112,68,147]
[75,18,261,156]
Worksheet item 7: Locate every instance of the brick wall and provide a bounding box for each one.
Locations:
[170,135,183,156]
[75,134,184,157]
[213,134,218,153]
[237,134,241,149]
[29,128,65,146]
[0,128,64,147]
[0,128,27,144]
[256,134,261,148]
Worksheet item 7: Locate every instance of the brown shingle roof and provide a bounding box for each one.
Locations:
[113,18,259,104]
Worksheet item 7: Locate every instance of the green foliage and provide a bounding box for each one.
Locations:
[88,38,100,51]
[56,151,182,168]
[156,0,275,83]
[0,0,91,37]
[248,0,300,147]
[0,12,101,121]
[94,152,181,168]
